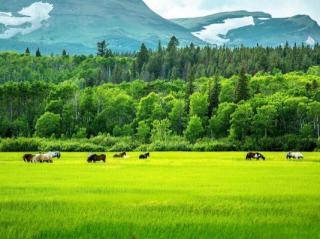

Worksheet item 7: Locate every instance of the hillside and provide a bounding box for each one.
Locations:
[0,0,203,54]
[172,11,320,46]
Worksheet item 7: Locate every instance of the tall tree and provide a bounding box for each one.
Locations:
[35,48,41,57]
[25,48,30,55]
[234,67,249,103]
[136,43,149,74]
[208,76,221,118]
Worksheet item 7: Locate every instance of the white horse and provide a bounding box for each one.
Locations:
[287,152,304,160]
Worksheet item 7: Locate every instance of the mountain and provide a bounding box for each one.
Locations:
[171,11,320,47]
[0,0,203,54]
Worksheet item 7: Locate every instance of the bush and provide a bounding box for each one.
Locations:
[148,137,191,151]
[40,140,105,152]
[109,137,138,152]
[192,139,236,151]
[0,138,41,152]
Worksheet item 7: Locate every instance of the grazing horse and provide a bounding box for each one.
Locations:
[139,152,150,160]
[113,152,127,158]
[287,152,303,160]
[246,152,265,160]
[87,154,106,163]
[49,152,61,159]
[23,154,34,163]
[32,154,53,163]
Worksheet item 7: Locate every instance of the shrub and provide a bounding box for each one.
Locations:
[192,139,236,151]
[0,138,41,152]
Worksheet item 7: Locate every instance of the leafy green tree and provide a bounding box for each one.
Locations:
[189,92,208,124]
[35,112,61,137]
[151,119,171,143]
[136,121,151,143]
[185,116,204,143]
[230,103,254,140]
[253,105,278,137]
[169,99,187,135]
[209,102,237,138]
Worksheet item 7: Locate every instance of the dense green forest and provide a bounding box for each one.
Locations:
[1,39,320,151]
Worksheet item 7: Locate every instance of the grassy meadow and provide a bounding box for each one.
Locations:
[0,152,320,239]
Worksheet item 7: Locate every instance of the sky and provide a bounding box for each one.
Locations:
[143,0,320,23]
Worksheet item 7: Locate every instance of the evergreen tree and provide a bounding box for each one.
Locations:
[35,48,41,57]
[97,40,112,57]
[208,76,221,118]
[137,43,149,74]
[25,48,30,55]
[62,49,67,57]
[185,65,195,113]
[97,40,107,56]
[234,67,249,103]
[167,36,179,52]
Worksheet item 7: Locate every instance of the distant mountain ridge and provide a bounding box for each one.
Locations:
[0,0,203,54]
[0,1,319,54]
[171,11,320,47]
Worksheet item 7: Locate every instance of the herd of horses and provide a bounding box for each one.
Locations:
[22,151,150,163]
[246,152,304,160]
[22,151,304,163]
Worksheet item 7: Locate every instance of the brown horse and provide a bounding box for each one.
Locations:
[139,152,150,160]
[246,152,265,160]
[87,154,106,163]
[23,154,34,163]
[113,152,127,158]
[33,154,53,163]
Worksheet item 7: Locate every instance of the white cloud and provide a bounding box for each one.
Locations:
[0,2,53,39]
[143,0,320,24]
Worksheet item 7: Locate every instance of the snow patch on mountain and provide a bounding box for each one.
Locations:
[0,2,53,39]
[306,36,315,45]
[192,16,255,45]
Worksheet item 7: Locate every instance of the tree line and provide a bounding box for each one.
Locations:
[0,54,320,151]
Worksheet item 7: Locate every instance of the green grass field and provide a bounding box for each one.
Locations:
[0,152,320,239]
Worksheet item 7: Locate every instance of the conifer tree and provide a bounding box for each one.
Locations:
[35,48,41,57]
[25,48,30,55]
[137,43,149,74]
[208,76,221,118]
[234,67,249,103]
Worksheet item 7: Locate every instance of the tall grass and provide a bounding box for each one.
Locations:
[0,152,319,239]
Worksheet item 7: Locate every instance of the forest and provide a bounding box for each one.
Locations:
[0,38,320,151]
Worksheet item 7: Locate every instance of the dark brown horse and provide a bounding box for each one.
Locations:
[87,154,106,163]
[246,152,265,160]
[23,154,34,163]
[113,152,127,158]
[139,152,150,160]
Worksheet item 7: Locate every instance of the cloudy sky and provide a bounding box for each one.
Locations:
[143,0,320,23]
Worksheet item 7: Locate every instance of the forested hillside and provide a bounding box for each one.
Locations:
[1,39,320,151]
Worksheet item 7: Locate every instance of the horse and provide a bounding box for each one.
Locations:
[113,152,127,158]
[87,154,106,163]
[246,152,265,160]
[139,152,150,160]
[287,152,303,160]
[23,154,34,163]
[49,152,61,159]
[32,154,53,163]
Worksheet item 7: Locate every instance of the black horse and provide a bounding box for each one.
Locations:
[87,154,106,163]
[23,154,34,163]
[113,152,127,158]
[139,152,150,160]
[246,152,265,160]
